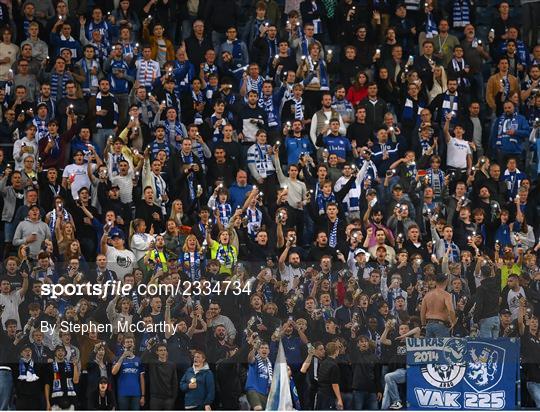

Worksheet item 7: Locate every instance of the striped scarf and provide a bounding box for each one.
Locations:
[329,217,339,248]
[50,72,70,102]
[256,354,273,389]
[321,0,337,18]
[181,152,196,200]
[442,92,459,120]
[51,361,75,398]
[216,244,236,268]
[452,0,471,28]
[33,117,48,142]
[427,168,444,198]
[95,92,119,129]
[307,56,329,89]
[81,58,99,95]
[247,76,264,95]
[164,121,184,150]
[18,359,38,382]
[217,203,232,226]
[443,240,460,262]
[180,251,202,281]
[402,97,425,125]
[245,206,262,239]
[451,59,470,87]
[292,97,304,120]
[316,192,336,215]
[211,114,226,142]
[258,95,278,127]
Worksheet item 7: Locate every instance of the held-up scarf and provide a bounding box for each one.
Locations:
[48,208,70,238]
[81,58,99,95]
[245,206,263,239]
[425,12,438,38]
[452,0,471,27]
[258,95,278,127]
[217,203,232,227]
[403,97,425,125]
[496,114,519,147]
[246,76,264,95]
[443,240,460,262]
[180,251,202,281]
[501,76,510,97]
[451,59,470,87]
[181,152,196,201]
[165,121,185,150]
[18,358,38,382]
[329,217,340,248]
[292,97,304,120]
[51,361,76,398]
[95,92,119,129]
[307,56,329,89]
[441,92,459,119]
[216,244,236,268]
[316,192,336,215]
[427,168,444,198]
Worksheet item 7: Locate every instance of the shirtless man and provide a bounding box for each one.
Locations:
[420,274,456,337]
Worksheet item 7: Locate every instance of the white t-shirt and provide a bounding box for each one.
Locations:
[446,137,471,169]
[111,173,134,203]
[0,291,23,330]
[63,163,94,198]
[507,287,525,320]
[106,247,136,280]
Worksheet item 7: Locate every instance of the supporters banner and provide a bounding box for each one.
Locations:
[406,338,519,410]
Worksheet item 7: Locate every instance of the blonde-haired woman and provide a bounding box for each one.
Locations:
[55,221,76,257]
[428,65,448,103]
[169,199,191,226]
[178,234,205,281]
[129,218,154,263]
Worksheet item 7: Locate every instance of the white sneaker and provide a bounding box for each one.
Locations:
[389,401,403,410]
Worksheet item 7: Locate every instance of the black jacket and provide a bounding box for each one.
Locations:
[473,275,501,323]
[350,349,382,393]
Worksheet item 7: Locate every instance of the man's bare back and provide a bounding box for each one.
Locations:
[423,288,451,322]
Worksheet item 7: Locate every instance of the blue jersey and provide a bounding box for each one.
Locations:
[117,356,144,397]
[285,135,313,165]
[245,355,272,396]
[322,135,352,160]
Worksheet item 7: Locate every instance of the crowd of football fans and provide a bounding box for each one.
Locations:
[0,0,540,410]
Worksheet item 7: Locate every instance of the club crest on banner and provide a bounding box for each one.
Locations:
[465,341,505,393]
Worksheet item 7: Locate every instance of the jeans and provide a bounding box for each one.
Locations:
[425,321,450,338]
[3,221,15,243]
[93,128,115,154]
[478,316,500,338]
[0,370,12,410]
[117,396,141,410]
[527,381,540,407]
[353,391,379,410]
[382,368,406,410]
[341,392,353,410]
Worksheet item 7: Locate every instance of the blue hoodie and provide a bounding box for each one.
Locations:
[180,364,215,408]
[229,183,251,210]
[490,113,530,154]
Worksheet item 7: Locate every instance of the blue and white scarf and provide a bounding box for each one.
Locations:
[402,97,425,125]
[95,92,119,129]
[443,240,460,262]
[452,0,471,27]
[441,92,459,120]
[48,208,70,239]
[427,168,445,198]
[216,244,236,268]
[292,97,304,120]
[180,251,202,281]
[425,12,438,38]
[496,114,519,147]
[217,203,232,227]
[164,121,185,150]
[246,75,264,95]
[316,192,336,216]
[80,58,100,96]
[258,95,278,127]
[245,207,262,239]
[329,218,340,248]
[451,59,470,87]
[18,358,38,382]
[50,72,70,102]
[307,56,329,89]
[181,152,196,200]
